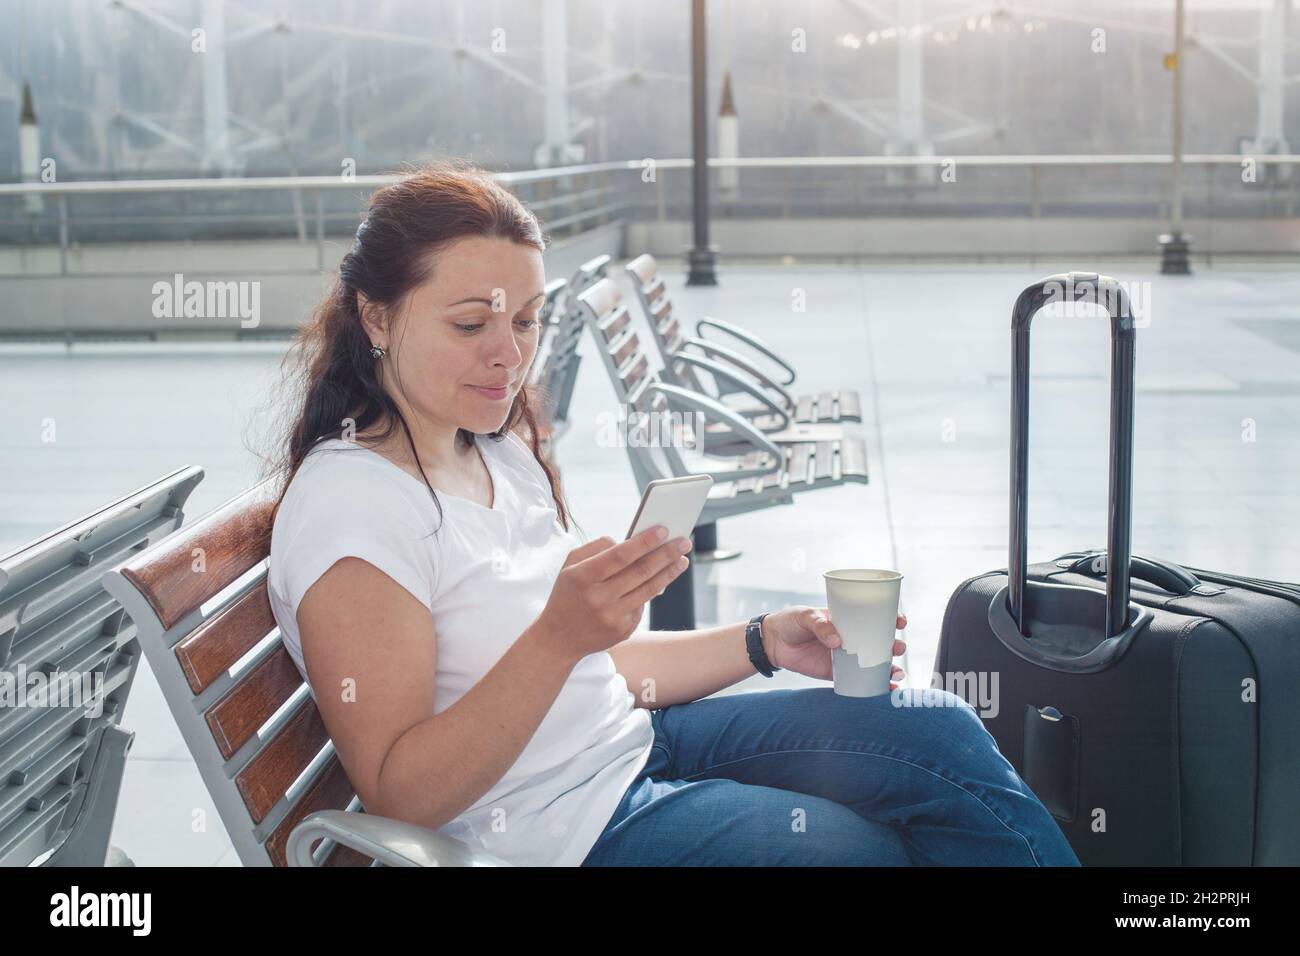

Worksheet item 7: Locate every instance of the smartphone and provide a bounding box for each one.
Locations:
[626,475,714,543]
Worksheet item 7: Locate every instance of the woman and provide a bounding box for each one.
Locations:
[265,161,1080,867]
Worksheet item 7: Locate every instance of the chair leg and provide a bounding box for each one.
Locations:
[649,553,695,630]
[45,724,134,867]
[690,521,742,563]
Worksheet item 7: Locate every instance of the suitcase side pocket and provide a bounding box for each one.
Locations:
[1021,704,1080,823]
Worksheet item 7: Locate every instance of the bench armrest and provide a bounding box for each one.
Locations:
[286,810,514,868]
[669,352,791,432]
[680,336,795,413]
[695,316,798,386]
[648,383,784,483]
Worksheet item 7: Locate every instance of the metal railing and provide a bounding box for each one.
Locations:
[2,155,1299,272]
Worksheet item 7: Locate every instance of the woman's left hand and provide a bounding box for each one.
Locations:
[761,605,907,687]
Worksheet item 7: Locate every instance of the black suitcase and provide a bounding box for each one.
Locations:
[935,273,1300,867]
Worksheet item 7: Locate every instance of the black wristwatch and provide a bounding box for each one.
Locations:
[746,612,779,677]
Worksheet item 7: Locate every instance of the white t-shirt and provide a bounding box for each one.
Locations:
[266,432,654,866]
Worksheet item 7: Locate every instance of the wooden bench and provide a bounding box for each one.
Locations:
[100,479,511,866]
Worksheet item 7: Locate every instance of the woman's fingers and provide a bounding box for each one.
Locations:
[622,550,690,607]
[563,535,615,568]
[609,536,691,600]
[797,607,837,648]
[893,638,907,656]
[580,525,671,581]
[896,612,908,630]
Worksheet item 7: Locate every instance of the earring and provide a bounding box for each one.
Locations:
[369,345,386,359]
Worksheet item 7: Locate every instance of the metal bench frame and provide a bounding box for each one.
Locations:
[0,465,203,867]
[574,278,870,530]
[625,253,864,429]
[532,254,613,454]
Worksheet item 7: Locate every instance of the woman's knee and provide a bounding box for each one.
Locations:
[889,687,987,733]
[734,791,913,866]
[878,687,1016,781]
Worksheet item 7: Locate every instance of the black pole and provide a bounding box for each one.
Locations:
[686,0,717,285]
[649,532,697,630]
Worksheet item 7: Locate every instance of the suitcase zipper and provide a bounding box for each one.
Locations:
[1179,567,1300,603]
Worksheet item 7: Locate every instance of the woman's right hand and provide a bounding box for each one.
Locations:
[534,526,692,662]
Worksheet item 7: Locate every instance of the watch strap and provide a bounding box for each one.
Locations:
[746,612,778,677]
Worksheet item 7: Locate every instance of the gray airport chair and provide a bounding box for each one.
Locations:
[530,277,571,454]
[625,254,863,429]
[100,481,511,867]
[531,254,613,454]
[575,278,870,536]
[0,465,203,867]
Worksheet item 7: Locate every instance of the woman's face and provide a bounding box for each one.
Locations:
[370,235,547,438]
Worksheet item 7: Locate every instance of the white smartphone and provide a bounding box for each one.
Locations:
[626,475,714,542]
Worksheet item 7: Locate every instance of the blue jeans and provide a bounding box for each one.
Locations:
[581,686,1081,866]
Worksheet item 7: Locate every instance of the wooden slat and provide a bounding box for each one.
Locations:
[747,411,784,431]
[119,482,277,631]
[236,698,331,824]
[619,354,650,396]
[746,450,779,493]
[645,275,666,303]
[320,841,375,867]
[577,277,622,320]
[796,395,814,423]
[626,376,652,411]
[838,389,863,420]
[204,646,303,760]
[758,468,782,492]
[651,297,671,324]
[735,452,762,494]
[598,306,631,343]
[816,392,835,422]
[841,438,869,478]
[263,755,365,867]
[660,317,680,344]
[626,254,658,286]
[611,330,638,369]
[789,443,813,486]
[174,579,276,695]
[813,441,835,482]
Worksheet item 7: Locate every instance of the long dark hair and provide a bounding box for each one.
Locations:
[263,160,571,534]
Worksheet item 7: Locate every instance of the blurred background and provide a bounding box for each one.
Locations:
[2,0,1298,864]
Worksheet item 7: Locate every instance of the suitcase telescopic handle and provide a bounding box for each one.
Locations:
[1009,272,1137,640]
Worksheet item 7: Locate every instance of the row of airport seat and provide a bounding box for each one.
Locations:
[531,253,869,570]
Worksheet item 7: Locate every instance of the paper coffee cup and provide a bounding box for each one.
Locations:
[824,569,903,697]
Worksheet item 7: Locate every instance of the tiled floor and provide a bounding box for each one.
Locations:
[3,260,1298,865]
